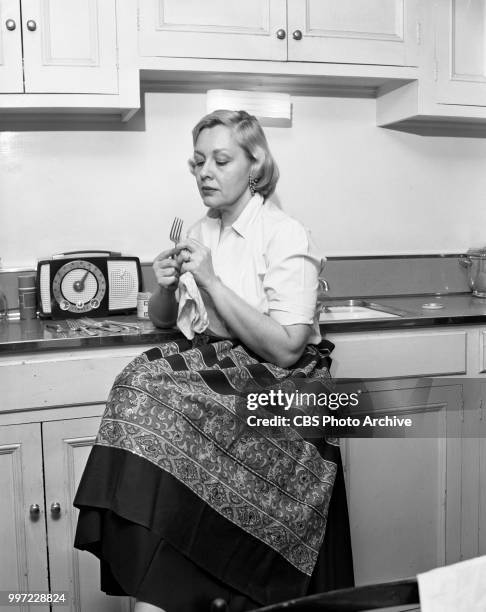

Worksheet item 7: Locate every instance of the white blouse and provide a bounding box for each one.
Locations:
[187,193,324,345]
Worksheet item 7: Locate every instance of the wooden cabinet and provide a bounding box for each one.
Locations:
[376,0,486,134]
[0,415,133,612]
[338,380,463,584]
[0,423,49,612]
[43,416,132,612]
[21,0,118,94]
[0,0,23,93]
[0,328,483,602]
[433,0,486,107]
[139,0,287,61]
[287,0,419,66]
[138,0,420,66]
[325,326,483,585]
[1,0,118,94]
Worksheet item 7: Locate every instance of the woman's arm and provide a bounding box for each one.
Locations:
[177,239,311,367]
[148,286,178,328]
[206,276,311,367]
[148,247,180,329]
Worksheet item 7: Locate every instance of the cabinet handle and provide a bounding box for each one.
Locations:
[50,502,61,516]
[5,19,16,31]
[29,504,40,518]
[292,29,303,41]
[26,19,37,31]
[276,28,286,40]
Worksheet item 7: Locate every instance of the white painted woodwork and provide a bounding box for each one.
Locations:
[0,423,49,612]
[0,345,154,412]
[287,0,419,65]
[0,0,23,92]
[43,416,132,612]
[138,0,288,61]
[435,0,486,107]
[342,383,462,583]
[326,329,467,379]
[21,0,118,94]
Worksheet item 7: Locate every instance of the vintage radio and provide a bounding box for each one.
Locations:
[36,251,142,319]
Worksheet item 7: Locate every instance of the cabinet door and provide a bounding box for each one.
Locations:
[340,382,463,584]
[43,416,132,612]
[287,0,419,66]
[435,0,486,107]
[0,0,23,92]
[21,0,118,94]
[138,0,287,61]
[0,423,49,612]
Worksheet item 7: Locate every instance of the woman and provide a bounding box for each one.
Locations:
[74,110,354,612]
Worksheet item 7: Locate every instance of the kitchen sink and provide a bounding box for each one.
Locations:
[319,300,408,321]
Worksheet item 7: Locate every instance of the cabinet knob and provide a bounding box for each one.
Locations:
[292,29,303,41]
[5,19,16,31]
[50,502,61,516]
[29,504,40,518]
[26,19,37,32]
[276,28,286,40]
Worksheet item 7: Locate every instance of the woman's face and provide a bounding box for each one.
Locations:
[192,125,253,212]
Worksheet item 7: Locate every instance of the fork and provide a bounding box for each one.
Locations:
[169,217,183,257]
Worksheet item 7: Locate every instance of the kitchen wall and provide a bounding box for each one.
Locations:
[2,92,486,268]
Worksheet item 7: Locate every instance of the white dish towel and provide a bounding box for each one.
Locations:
[418,555,486,611]
[176,271,209,340]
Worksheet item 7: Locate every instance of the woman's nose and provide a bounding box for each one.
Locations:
[199,160,214,179]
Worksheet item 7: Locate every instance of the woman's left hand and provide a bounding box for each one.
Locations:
[176,238,219,291]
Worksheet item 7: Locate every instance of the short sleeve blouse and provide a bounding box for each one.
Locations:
[187,193,323,344]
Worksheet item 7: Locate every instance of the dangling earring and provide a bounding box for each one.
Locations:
[249,172,258,197]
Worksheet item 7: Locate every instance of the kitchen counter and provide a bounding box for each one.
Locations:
[320,292,486,332]
[0,314,181,355]
[2,292,486,353]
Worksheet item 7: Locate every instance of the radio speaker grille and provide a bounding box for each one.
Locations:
[108,260,139,310]
[40,264,51,313]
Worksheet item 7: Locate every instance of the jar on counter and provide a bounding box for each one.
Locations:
[18,274,37,319]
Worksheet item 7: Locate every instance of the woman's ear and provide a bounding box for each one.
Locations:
[187,158,196,176]
[251,146,265,179]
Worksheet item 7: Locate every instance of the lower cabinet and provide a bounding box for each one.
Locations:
[0,415,133,612]
[1,327,486,605]
[337,379,464,585]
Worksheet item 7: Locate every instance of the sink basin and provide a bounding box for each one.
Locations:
[319,300,405,321]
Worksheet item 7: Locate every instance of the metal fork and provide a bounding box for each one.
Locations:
[169,217,183,250]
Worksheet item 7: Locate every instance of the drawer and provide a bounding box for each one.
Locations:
[0,346,153,412]
[326,330,467,379]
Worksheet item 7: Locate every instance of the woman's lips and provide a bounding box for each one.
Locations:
[202,186,218,193]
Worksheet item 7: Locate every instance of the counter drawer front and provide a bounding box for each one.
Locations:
[0,346,153,413]
[327,330,467,378]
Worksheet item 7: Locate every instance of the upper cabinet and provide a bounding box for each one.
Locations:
[434,0,486,107]
[22,0,119,95]
[0,0,23,92]
[376,0,486,135]
[0,0,140,123]
[138,0,420,66]
[286,0,419,66]
[1,0,118,94]
[139,0,288,61]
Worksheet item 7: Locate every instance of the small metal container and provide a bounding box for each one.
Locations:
[137,292,152,320]
[18,274,37,319]
[460,248,486,298]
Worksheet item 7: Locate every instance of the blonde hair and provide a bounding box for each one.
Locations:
[191,109,279,199]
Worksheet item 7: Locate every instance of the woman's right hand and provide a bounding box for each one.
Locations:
[152,248,182,290]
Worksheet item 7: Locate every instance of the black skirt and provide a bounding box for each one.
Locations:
[74,337,354,611]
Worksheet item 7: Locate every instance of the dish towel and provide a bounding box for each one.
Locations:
[417,555,486,611]
[176,271,209,340]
